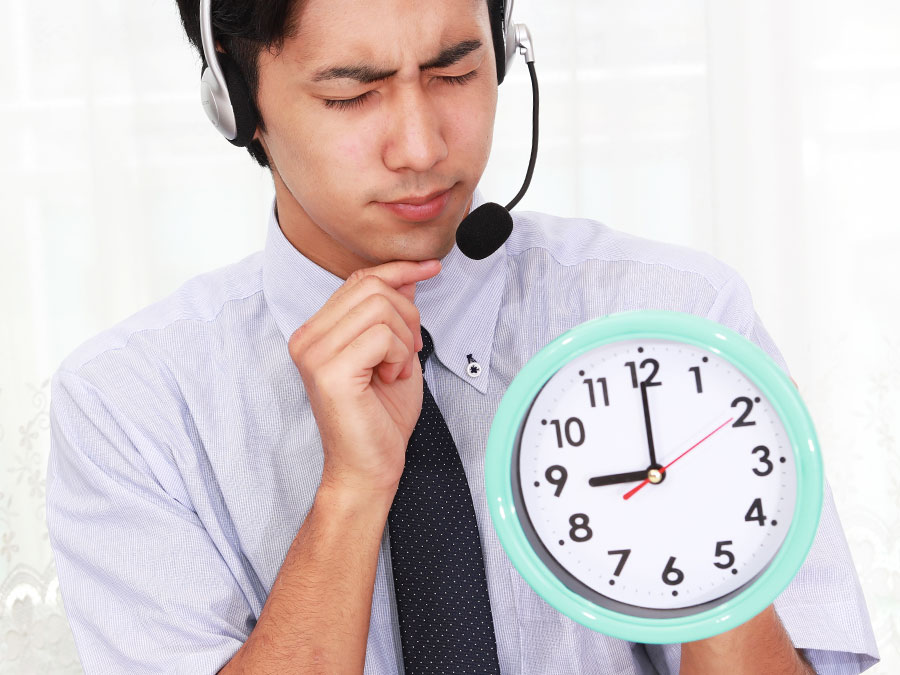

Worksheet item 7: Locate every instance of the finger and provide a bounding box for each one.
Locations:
[341,259,438,327]
[384,349,419,383]
[328,259,438,329]
[335,259,440,306]
[395,282,421,349]
[309,293,417,369]
[349,258,440,286]
[396,282,416,305]
[398,352,415,380]
[376,359,405,384]
[326,323,411,386]
[303,275,424,354]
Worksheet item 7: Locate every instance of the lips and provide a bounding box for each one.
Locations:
[385,188,451,206]
[378,187,453,222]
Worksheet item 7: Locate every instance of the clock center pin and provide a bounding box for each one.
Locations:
[648,468,664,484]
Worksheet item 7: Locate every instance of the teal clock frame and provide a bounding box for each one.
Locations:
[485,310,824,644]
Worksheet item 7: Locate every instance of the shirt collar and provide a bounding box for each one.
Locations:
[262,189,506,393]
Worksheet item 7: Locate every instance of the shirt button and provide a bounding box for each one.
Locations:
[466,361,482,378]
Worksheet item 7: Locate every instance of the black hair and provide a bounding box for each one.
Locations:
[174,0,303,168]
[174,1,503,170]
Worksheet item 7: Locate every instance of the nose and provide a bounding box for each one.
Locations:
[382,87,448,173]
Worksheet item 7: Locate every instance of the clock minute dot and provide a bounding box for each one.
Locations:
[702,356,709,362]
[780,457,786,463]
[772,520,778,526]
[578,370,585,376]
[534,481,540,487]
[637,347,644,353]
[731,569,738,575]
[672,591,678,597]
[754,397,761,403]
[609,580,615,586]
[541,419,547,425]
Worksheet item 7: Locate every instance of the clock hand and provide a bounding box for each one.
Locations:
[622,416,734,500]
[588,470,650,487]
[639,381,659,467]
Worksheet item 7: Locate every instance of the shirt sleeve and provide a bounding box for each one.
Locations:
[46,367,255,674]
[644,272,880,675]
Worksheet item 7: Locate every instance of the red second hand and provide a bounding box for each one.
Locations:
[622,417,735,500]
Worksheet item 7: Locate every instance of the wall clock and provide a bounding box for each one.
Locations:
[485,310,823,643]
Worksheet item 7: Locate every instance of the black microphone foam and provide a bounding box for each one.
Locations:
[456,60,539,261]
[455,202,514,260]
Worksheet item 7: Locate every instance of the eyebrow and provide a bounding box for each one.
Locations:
[311,39,483,84]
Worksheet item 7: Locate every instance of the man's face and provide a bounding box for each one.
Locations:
[254,0,498,278]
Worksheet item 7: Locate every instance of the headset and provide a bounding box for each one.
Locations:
[199,0,538,259]
[200,0,532,145]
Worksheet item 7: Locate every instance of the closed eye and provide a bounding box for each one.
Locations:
[322,70,479,111]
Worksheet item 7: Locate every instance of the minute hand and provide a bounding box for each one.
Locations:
[640,381,658,466]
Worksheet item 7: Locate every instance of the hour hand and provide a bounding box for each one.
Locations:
[588,470,649,487]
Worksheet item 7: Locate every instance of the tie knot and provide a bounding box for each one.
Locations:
[418,327,434,370]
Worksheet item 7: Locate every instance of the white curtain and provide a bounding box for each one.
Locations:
[1,0,897,671]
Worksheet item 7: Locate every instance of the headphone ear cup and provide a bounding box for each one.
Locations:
[489,0,506,85]
[217,51,259,148]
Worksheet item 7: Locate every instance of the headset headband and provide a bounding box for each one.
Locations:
[200,0,531,145]
[199,0,239,141]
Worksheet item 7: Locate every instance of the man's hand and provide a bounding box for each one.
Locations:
[288,259,441,497]
[223,261,441,675]
[679,605,814,674]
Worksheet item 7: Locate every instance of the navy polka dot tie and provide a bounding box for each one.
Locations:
[387,327,502,674]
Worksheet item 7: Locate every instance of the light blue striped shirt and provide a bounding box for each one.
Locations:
[47,190,879,674]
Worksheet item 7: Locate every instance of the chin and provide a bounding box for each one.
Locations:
[378,228,457,265]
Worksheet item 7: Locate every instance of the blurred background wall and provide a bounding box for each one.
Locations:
[1,0,897,671]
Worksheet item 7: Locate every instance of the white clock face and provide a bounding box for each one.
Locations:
[517,338,797,612]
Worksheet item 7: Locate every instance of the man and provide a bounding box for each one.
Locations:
[46,0,878,672]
